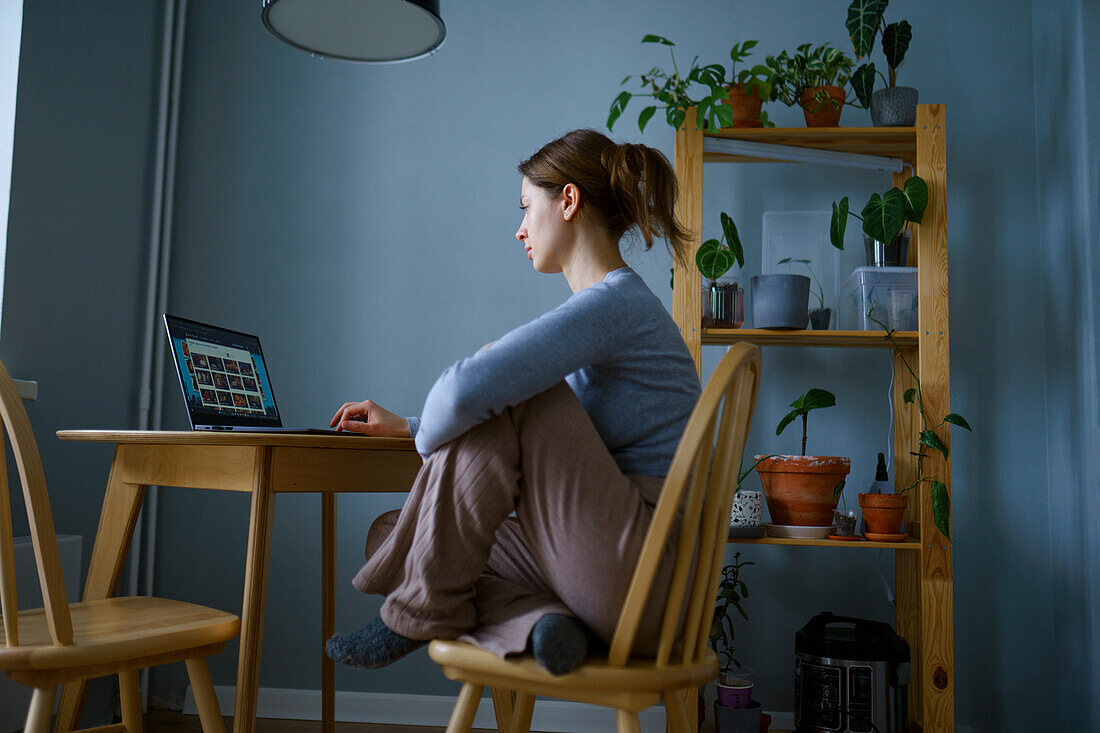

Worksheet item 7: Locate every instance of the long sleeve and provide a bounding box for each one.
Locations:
[414,283,627,457]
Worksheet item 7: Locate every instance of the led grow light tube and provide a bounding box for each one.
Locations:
[703,137,907,172]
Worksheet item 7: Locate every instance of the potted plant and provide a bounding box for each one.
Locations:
[756,388,851,527]
[765,42,858,126]
[860,308,972,539]
[698,212,745,328]
[831,174,927,267]
[729,455,775,538]
[831,478,858,538]
[717,40,777,127]
[607,35,736,133]
[751,258,809,330]
[777,257,833,330]
[709,553,762,733]
[846,0,918,126]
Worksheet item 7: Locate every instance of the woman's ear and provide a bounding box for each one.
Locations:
[561,183,581,221]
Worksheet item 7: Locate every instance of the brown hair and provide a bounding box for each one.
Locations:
[518,129,690,266]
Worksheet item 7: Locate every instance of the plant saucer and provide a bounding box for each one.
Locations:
[862,531,909,542]
[827,533,862,541]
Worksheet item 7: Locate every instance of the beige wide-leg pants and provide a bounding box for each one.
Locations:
[351,382,677,658]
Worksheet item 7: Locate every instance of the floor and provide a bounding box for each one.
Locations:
[142,710,496,733]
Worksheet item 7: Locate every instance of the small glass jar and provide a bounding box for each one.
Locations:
[702,277,744,328]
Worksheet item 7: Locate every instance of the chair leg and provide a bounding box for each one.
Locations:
[510,692,535,733]
[664,689,690,733]
[446,683,484,733]
[25,687,58,733]
[490,688,514,733]
[185,658,227,733]
[616,709,641,733]
[118,671,142,733]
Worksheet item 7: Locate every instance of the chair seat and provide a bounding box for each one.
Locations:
[429,639,718,710]
[0,596,240,671]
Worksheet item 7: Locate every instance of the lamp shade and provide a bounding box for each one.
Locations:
[261,0,445,63]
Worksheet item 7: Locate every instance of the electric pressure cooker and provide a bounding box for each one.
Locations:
[794,612,910,733]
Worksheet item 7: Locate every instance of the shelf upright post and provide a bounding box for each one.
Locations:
[672,110,704,373]
[912,103,954,731]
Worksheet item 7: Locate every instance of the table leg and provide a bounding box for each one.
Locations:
[233,449,275,733]
[55,451,146,733]
[321,493,335,733]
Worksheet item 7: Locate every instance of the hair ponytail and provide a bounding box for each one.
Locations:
[518,130,691,266]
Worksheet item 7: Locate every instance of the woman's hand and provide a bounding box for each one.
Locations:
[330,400,410,437]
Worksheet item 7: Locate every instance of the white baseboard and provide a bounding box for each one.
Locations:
[183,686,669,732]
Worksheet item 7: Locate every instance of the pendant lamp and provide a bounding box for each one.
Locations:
[262,0,445,63]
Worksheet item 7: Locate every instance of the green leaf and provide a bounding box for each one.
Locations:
[621,75,632,85]
[667,106,686,130]
[720,212,744,268]
[931,480,950,539]
[778,257,793,265]
[638,105,657,132]
[833,479,846,501]
[943,413,973,431]
[846,0,886,58]
[903,387,916,404]
[882,20,913,70]
[801,388,837,411]
[901,176,929,223]
[851,63,876,108]
[607,91,631,130]
[642,34,674,46]
[920,429,949,460]
[861,189,908,245]
[776,408,801,436]
[830,197,849,250]
[713,102,734,129]
[696,239,736,280]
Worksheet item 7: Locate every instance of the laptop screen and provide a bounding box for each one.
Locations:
[164,314,282,429]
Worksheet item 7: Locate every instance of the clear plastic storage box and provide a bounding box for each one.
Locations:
[842,266,918,331]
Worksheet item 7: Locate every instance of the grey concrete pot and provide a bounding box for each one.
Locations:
[750,274,809,329]
[714,700,762,733]
[870,86,918,126]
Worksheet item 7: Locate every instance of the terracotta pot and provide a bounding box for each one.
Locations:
[799,85,846,127]
[858,492,908,534]
[725,83,764,127]
[755,455,851,526]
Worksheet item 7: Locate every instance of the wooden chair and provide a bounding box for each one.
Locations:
[429,343,762,733]
[0,356,240,733]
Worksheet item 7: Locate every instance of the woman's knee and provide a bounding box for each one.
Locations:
[364,509,402,560]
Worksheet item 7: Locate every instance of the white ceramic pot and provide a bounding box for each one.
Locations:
[730,490,762,527]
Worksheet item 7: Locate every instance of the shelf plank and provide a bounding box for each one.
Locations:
[703,125,917,161]
[702,329,918,348]
[728,536,921,550]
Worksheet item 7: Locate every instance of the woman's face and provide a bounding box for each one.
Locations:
[515,177,570,273]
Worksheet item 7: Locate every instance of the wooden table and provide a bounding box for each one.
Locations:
[53,431,423,733]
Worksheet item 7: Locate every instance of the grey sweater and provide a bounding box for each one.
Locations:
[407,267,701,477]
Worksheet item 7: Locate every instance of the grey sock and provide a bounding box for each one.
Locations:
[531,614,588,676]
[325,617,425,669]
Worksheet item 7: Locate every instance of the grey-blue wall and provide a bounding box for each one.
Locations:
[3,1,1096,730]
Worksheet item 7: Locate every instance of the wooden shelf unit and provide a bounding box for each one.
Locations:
[728,536,921,551]
[672,105,954,732]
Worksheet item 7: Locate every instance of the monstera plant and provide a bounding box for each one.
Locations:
[846,0,919,125]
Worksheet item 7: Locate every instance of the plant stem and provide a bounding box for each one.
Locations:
[801,412,808,456]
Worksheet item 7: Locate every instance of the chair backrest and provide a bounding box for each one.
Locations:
[608,343,761,667]
[0,356,73,647]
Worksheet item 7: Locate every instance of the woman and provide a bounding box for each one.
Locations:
[325,129,701,676]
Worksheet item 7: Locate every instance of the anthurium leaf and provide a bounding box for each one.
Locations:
[943,413,973,431]
[776,408,801,436]
[801,388,837,411]
[833,479,846,501]
[638,105,657,132]
[903,387,916,404]
[642,34,674,46]
[830,197,849,250]
[861,189,907,245]
[720,212,744,268]
[696,239,735,280]
[882,20,913,70]
[901,176,928,223]
[920,429,949,460]
[931,480,950,539]
[851,63,876,108]
[846,0,886,58]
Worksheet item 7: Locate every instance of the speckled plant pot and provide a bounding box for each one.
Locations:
[870,86,918,126]
[730,490,762,527]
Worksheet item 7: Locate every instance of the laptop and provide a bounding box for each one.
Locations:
[164,314,357,434]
